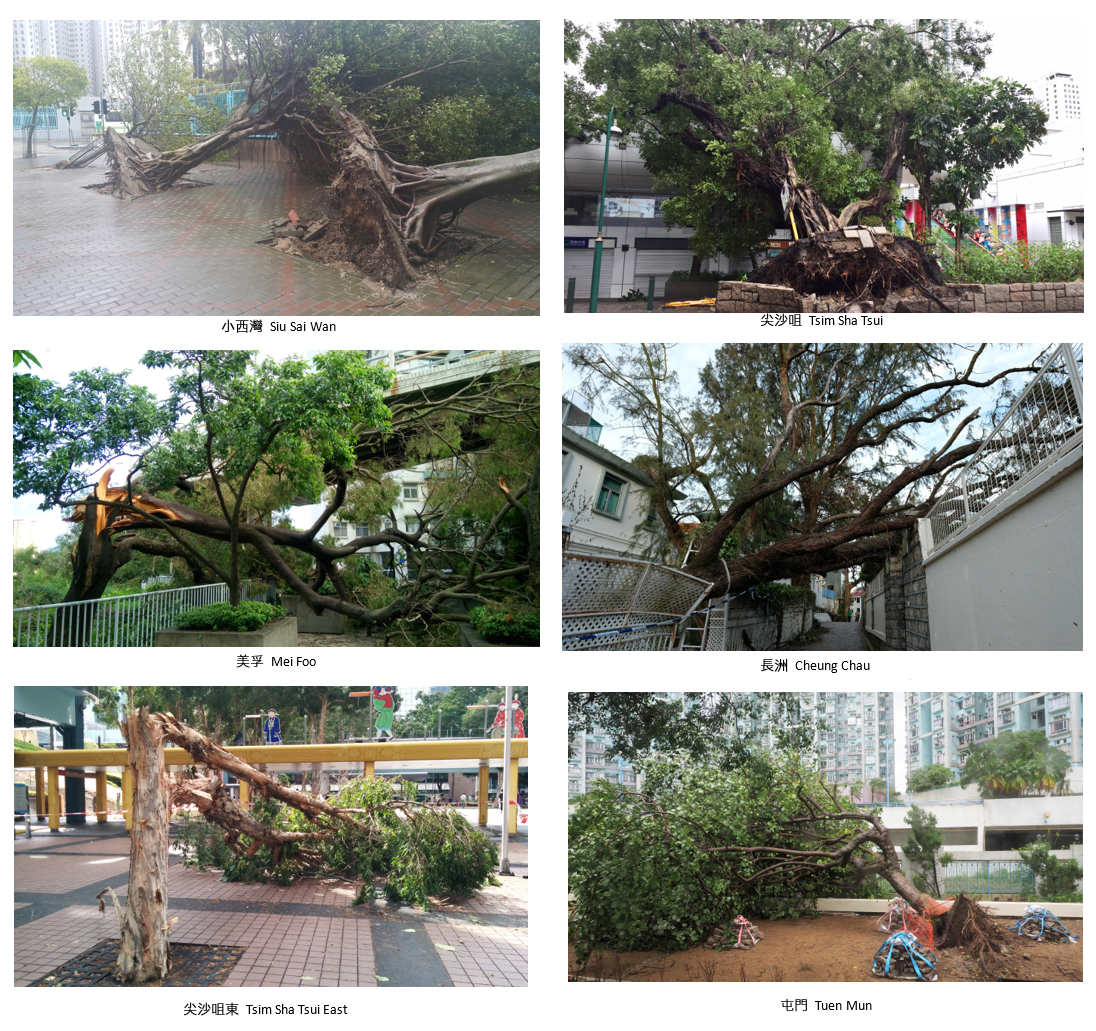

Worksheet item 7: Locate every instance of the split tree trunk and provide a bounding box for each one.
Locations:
[116,708,172,984]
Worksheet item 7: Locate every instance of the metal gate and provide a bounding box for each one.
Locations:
[565,247,616,299]
[633,251,701,298]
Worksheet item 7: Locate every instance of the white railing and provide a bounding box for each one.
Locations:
[13,581,263,647]
[925,343,1083,555]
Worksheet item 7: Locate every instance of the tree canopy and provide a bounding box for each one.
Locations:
[907,763,956,793]
[568,20,994,257]
[14,56,89,155]
[14,350,540,641]
[567,343,1044,595]
[958,730,1072,798]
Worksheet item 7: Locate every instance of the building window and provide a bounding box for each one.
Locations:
[333,522,348,537]
[403,485,419,500]
[596,474,625,516]
[354,524,369,537]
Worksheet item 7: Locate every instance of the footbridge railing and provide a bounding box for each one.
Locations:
[923,343,1083,556]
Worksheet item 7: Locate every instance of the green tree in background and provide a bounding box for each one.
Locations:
[14,56,89,156]
[907,763,956,793]
[901,804,953,896]
[959,730,1072,798]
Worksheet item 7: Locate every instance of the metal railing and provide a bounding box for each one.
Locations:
[925,343,1083,555]
[941,861,1035,895]
[13,581,263,648]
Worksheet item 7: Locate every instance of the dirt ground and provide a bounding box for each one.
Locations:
[569,913,1082,982]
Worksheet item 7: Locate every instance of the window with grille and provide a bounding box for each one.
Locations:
[334,522,348,537]
[596,474,625,516]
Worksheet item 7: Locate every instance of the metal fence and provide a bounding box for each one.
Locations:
[863,567,886,642]
[925,343,1084,555]
[562,553,712,651]
[13,581,264,648]
[941,861,1035,895]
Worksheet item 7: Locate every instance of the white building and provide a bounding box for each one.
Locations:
[13,519,43,552]
[562,396,679,560]
[1033,71,1082,126]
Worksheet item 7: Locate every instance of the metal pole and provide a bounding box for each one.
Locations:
[499,686,514,876]
[885,737,893,806]
[588,107,615,313]
[566,277,576,313]
[646,275,655,311]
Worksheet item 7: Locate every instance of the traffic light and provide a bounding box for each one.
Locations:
[92,101,100,114]
[61,108,68,117]
[102,98,108,115]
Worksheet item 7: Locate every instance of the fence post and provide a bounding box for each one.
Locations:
[646,275,656,311]
[1062,342,1084,419]
[566,278,576,313]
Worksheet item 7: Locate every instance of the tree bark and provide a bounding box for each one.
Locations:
[104,67,298,198]
[315,104,538,288]
[116,708,172,984]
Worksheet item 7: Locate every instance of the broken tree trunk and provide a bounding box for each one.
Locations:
[116,708,173,984]
[308,104,538,288]
[105,67,298,198]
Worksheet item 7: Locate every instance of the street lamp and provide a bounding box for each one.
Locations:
[884,737,893,806]
[588,107,615,313]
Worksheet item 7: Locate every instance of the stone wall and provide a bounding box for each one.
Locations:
[714,279,1084,313]
[879,525,931,651]
[718,599,813,650]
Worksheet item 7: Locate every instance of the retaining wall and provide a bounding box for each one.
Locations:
[717,599,813,650]
[715,279,1084,313]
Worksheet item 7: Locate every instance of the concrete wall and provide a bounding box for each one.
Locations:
[718,599,813,650]
[922,445,1082,650]
[714,279,1084,313]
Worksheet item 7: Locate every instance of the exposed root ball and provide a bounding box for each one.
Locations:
[750,230,944,301]
[935,893,1012,973]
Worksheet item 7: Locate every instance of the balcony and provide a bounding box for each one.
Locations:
[1047,694,1070,712]
[998,692,1014,705]
[999,712,1015,726]
[1050,719,1070,734]
[933,718,944,730]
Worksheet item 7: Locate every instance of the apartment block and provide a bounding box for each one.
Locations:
[905,692,1084,779]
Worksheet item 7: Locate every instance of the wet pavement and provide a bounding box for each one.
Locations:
[14,144,539,316]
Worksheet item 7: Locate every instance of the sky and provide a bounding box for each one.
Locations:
[563,344,1052,466]
[14,348,337,550]
[568,19,1085,99]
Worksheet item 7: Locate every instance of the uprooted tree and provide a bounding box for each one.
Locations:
[87,21,540,288]
[570,20,1045,300]
[15,349,539,643]
[110,707,499,983]
[569,750,1016,966]
[566,343,1051,601]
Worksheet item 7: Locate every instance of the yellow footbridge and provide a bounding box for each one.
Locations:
[14,738,529,834]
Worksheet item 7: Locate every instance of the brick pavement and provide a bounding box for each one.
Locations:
[14,148,538,316]
[14,825,528,987]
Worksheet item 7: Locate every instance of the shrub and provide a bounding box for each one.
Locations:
[174,601,284,632]
[940,241,1084,284]
[668,269,725,282]
[1018,839,1083,896]
[468,603,539,645]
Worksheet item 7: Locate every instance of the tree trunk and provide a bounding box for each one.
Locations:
[318,104,538,288]
[104,67,297,198]
[116,708,172,984]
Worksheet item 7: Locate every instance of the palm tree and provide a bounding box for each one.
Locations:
[958,731,1071,798]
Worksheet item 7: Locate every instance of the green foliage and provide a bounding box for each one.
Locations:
[174,601,284,632]
[14,738,42,751]
[940,241,1084,284]
[108,21,228,150]
[959,730,1072,798]
[751,583,815,608]
[668,269,725,282]
[468,604,539,645]
[569,753,855,962]
[179,776,499,907]
[14,351,41,370]
[901,805,946,896]
[1018,839,1083,897]
[13,56,89,151]
[907,764,955,793]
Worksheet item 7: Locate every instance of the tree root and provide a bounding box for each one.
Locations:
[936,894,1012,974]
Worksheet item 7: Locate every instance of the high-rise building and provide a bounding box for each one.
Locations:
[904,19,982,74]
[905,692,1084,781]
[1032,72,1082,126]
[13,519,42,552]
[568,693,896,797]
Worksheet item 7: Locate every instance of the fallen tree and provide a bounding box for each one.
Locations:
[110,707,499,984]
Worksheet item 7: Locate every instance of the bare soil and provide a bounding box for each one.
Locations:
[569,913,1082,982]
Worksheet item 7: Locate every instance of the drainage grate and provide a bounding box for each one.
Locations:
[31,940,246,987]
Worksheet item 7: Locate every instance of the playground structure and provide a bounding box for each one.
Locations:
[14,737,529,836]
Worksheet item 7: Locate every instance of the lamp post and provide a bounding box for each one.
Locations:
[884,737,893,806]
[588,107,615,312]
